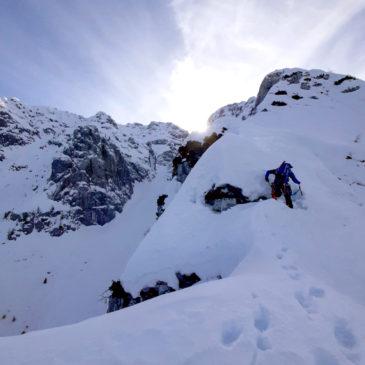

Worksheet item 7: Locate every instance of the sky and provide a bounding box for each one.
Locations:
[0,0,365,131]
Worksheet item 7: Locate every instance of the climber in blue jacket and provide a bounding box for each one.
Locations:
[265,161,301,208]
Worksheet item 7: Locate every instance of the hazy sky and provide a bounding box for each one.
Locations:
[1,0,365,131]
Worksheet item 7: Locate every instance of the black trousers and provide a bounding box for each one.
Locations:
[271,183,293,208]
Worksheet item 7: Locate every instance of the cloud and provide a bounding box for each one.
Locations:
[0,0,183,123]
[161,0,365,131]
[1,0,364,131]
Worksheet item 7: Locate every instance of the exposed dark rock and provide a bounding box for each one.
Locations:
[172,131,224,182]
[204,184,268,212]
[106,274,197,314]
[10,164,28,171]
[205,184,250,212]
[283,71,303,84]
[49,126,139,226]
[47,140,62,147]
[342,86,360,93]
[7,229,18,241]
[300,82,311,90]
[155,280,176,295]
[4,208,77,240]
[315,73,329,80]
[107,280,134,313]
[255,70,283,108]
[139,282,175,302]
[310,96,319,99]
[156,194,168,218]
[313,82,322,87]
[93,112,118,129]
[271,101,287,106]
[292,94,303,100]
[139,286,159,301]
[43,127,55,135]
[176,272,201,289]
[275,90,287,95]
[334,75,356,86]
[0,111,38,147]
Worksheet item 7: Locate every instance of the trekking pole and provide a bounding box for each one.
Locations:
[299,185,303,196]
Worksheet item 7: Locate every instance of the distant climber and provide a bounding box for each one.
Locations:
[107,280,132,313]
[265,161,301,208]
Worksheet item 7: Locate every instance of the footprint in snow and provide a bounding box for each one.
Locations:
[256,336,272,351]
[276,246,288,260]
[334,319,356,349]
[254,305,270,332]
[254,306,272,352]
[282,264,301,280]
[221,319,244,346]
[295,287,325,313]
[333,319,361,364]
[309,287,325,298]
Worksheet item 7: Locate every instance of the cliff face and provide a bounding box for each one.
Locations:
[0,98,187,239]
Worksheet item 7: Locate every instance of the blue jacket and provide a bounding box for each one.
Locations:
[265,162,300,184]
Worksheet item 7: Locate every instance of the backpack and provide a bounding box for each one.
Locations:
[276,161,292,181]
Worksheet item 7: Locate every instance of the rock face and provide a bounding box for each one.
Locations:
[172,131,225,182]
[204,184,268,212]
[254,70,283,109]
[49,126,138,226]
[106,273,197,313]
[0,110,39,147]
[0,97,187,240]
[4,209,76,239]
[204,184,250,212]
[156,194,168,218]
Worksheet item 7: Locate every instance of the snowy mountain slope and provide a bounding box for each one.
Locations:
[0,99,187,336]
[1,68,365,365]
[1,265,364,365]
[120,68,365,298]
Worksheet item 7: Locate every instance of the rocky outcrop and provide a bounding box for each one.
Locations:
[106,272,200,313]
[0,97,187,243]
[254,70,283,109]
[4,208,77,240]
[172,131,225,183]
[204,184,268,212]
[176,272,201,289]
[334,75,356,86]
[156,194,168,218]
[0,111,38,147]
[49,125,141,227]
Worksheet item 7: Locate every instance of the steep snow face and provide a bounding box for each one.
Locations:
[121,68,365,297]
[0,99,187,336]
[0,68,365,365]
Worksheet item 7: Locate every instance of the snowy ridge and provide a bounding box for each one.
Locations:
[1,68,365,364]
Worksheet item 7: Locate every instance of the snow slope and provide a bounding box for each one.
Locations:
[0,68,364,364]
[0,99,187,336]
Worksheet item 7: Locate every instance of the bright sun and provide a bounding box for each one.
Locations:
[162,57,256,132]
